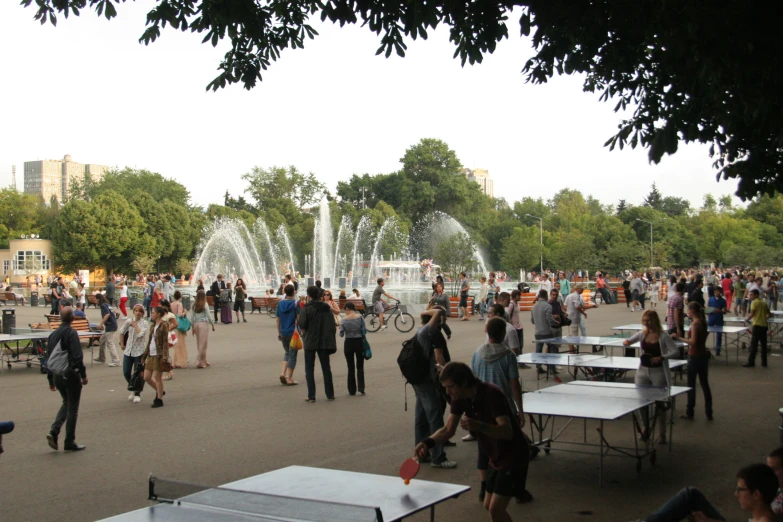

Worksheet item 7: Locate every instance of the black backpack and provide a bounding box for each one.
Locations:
[397,334,431,386]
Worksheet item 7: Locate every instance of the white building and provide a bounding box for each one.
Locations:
[463,168,494,198]
[24,154,109,203]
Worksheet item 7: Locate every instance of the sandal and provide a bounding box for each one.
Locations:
[279,375,287,385]
[285,381,298,386]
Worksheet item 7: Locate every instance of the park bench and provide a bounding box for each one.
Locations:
[249,297,279,314]
[0,292,25,306]
[337,299,366,315]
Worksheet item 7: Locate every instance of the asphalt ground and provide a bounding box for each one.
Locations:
[0,300,781,521]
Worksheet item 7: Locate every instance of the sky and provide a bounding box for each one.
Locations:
[0,3,742,211]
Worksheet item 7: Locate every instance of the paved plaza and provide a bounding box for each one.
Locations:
[1,301,781,521]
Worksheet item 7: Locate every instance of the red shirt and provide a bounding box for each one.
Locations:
[450,381,527,471]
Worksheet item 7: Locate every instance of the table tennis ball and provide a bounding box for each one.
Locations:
[404,479,410,485]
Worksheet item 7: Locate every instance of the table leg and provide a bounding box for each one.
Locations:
[669,397,675,453]
[599,420,604,488]
[430,505,435,522]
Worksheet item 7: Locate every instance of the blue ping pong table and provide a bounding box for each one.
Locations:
[612,324,747,365]
[523,381,690,487]
[99,466,470,522]
[518,351,687,384]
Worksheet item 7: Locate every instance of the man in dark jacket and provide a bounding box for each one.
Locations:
[298,286,336,402]
[210,275,226,323]
[46,307,88,452]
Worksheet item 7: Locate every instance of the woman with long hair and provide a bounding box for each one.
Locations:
[141,306,169,408]
[234,278,247,323]
[339,302,365,395]
[171,291,190,369]
[674,302,713,421]
[623,309,679,443]
[119,304,149,403]
[158,300,178,381]
[189,290,215,368]
[322,290,341,327]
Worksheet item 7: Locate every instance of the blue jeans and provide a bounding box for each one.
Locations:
[143,297,151,317]
[412,380,446,463]
[707,316,723,352]
[123,354,142,396]
[479,301,487,319]
[304,350,334,400]
[281,335,298,370]
[645,487,725,522]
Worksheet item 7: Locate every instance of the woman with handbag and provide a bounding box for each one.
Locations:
[339,302,365,396]
[322,290,341,327]
[171,291,190,369]
[119,304,149,404]
[189,290,215,368]
[141,306,170,408]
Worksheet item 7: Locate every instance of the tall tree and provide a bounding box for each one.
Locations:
[643,183,663,210]
[243,166,326,209]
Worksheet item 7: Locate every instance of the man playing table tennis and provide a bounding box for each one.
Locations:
[415,361,530,522]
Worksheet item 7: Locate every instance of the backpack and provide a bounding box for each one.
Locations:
[397,334,431,386]
[46,337,71,376]
[219,288,231,304]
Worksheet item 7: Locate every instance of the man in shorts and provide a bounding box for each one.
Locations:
[415,361,530,521]
[459,272,471,321]
[371,278,397,331]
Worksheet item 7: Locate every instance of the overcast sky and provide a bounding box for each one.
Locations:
[0,3,741,210]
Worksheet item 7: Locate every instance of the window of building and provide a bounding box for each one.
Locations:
[12,250,51,272]
[2,260,9,275]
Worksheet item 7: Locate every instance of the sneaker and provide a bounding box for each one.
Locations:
[133,396,141,403]
[431,459,457,469]
[151,398,164,408]
[462,434,476,442]
[64,443,86,452]
[47,433,58,451]
[380,325,388,331]
[108,362,119,367]
[128,393,135,401]
[243,319,247,323]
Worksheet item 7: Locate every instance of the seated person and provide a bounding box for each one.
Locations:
[73,302,87,319]
[4,286,28,304]
[644,462,782,522]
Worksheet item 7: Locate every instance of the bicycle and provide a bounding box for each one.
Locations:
[364,300,415,333]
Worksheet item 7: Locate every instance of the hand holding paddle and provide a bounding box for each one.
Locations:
[400,456,420,485]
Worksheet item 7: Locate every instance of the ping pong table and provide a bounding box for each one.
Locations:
[523,381,690,487]
[0,328,102,372]
[517,351,687,384]
[99,466,470,522]
[612,323,747,365]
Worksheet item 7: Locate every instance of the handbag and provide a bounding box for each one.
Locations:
[361,321,372,360]
[127,363,145,392]
[177,313,191,332]
[159,357,172,373]
[290,329,303,350]
[560,311,572,327]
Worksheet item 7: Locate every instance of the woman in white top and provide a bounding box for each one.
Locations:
[141,306,170,408]
[477,276,489,321]
[648,279,660,310]
[119,304,150,403]
[117,279,129,317]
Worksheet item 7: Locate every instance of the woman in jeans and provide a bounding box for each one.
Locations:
[141,306,169,408]
[119,304,149,404]
[170,291,189,369]
[623,310,678,443]
[673,302,713,421]
[189,290,215,368]
[339,302,365,395]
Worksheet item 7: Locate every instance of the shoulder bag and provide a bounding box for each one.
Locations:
[361,319,372,360]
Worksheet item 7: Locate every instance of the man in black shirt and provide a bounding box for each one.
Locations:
[688,279,705,308]
[46,307,88,452]
[50,276,63,314]
[210,275,226,323]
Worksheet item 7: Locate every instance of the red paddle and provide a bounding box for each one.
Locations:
[399,457,420,485]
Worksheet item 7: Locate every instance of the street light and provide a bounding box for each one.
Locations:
[525,214,544,275]
[636,218,666,267]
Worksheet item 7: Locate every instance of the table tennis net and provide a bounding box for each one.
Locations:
[149,476,382,522]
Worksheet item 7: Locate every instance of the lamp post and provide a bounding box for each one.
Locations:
[635,218,665,267]
[525,214,544,276]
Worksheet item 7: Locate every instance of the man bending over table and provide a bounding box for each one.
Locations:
[414,361,530,522]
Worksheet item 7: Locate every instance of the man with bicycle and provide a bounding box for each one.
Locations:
[371,278,398,331]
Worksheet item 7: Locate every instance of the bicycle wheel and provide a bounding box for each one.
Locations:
[268,306,277,318]
[364,313,381,332]
[394,312,415,333]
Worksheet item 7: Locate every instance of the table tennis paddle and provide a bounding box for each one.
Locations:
[399,457,420,485]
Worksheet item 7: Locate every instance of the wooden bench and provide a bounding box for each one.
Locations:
[0,291,25,305]
[249,297,279,314]
[338,299,366,315]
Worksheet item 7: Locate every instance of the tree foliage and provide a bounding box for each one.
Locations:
[21,1,783,198]
[243,166,326,209]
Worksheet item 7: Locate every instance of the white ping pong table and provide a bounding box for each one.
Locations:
[523,381,690,487]
[0,328,103,373]
[99,466,470,522]
[612,323,747,365]
[518,351,686,383]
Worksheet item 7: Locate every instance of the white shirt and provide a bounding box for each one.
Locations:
[486,321,520,353]
[540,280,553,295]
[119,286,128,298]
[149,323,160,357]
[564,292,584,324]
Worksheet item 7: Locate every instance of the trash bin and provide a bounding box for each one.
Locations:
[31,291,39,307]
[2,308,15,334]
[182,294,192,311]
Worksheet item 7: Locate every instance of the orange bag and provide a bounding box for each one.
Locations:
[289,329,303,350]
